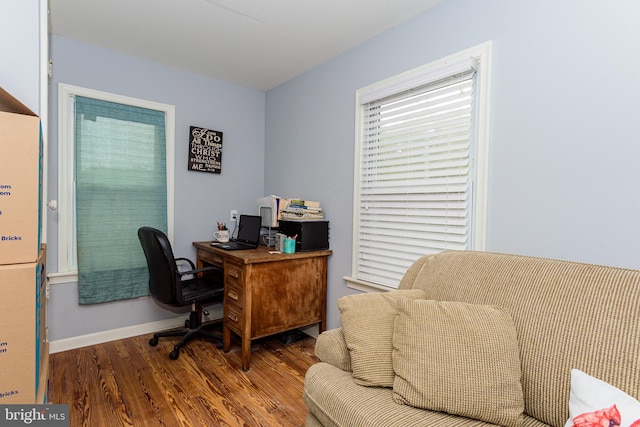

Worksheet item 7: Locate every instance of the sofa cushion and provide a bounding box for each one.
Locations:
[564,369,640,427]
[337,290,426,387]
[304,361,551,427]
[392,298,525,427]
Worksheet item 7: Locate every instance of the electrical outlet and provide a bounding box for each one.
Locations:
[230,209,238,222]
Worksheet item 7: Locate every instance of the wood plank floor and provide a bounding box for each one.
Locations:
[48,329,318,427]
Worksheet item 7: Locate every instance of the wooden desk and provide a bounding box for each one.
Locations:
[193,242,331,370]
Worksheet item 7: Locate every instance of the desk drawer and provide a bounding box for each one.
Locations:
[199,251,224,267]
[225,278,244,334]
[225,263,243,284]
[225,285,243,306]
[225,307,243,332]
[225,294,243,317]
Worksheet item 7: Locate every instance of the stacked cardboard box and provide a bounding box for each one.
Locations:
[0,86,48,404]
[0,246,48,404]
[0,86,42,263]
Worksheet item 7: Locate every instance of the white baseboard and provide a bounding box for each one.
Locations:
[50,318,321,354]
[49,317,186,354]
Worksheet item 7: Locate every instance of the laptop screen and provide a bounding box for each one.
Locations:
[236,215,262,244]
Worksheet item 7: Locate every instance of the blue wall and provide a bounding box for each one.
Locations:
[46,36,265,341]
[265,0,640,329]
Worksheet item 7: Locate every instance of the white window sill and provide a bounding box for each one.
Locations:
[48,270,78,285]
[343,276,394,293]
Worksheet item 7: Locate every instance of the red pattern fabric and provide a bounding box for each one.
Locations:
[572,405,640,427]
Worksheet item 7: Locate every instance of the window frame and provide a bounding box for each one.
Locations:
[51,83,175,284]
[345,41,493,292]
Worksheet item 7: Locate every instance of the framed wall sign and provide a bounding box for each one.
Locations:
[188,126,223,173]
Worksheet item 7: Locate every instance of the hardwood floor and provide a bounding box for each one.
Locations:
[49,329,318,427]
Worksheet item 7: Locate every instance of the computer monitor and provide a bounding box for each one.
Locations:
[236,214,262,245]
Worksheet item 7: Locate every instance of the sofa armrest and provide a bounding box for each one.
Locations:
[314,328,352,372]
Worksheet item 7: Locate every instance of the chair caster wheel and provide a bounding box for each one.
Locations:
[149,337,159,346]
[169,349,180,360]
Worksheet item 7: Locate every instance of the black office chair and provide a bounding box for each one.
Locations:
[138,226,224,360]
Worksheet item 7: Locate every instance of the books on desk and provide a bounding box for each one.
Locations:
[258,196,325,225]
[281,199,325,221]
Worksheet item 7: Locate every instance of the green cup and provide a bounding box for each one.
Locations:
[283,238,296,254]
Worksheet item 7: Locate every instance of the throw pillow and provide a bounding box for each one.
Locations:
[337,289,426,387]
[564,369,640,427]
[392,298,525,427]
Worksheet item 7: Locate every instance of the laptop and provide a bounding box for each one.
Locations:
[212,214,262,250]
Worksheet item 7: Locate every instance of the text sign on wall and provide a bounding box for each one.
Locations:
[188,126,223,173]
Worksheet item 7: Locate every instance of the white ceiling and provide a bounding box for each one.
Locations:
[49,0,441,91]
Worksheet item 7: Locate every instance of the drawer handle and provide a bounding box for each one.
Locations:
[228,270,239,279]
[227,290,239,300]
[227,312,238,322]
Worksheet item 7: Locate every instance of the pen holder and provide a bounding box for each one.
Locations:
[214,229,229,243]
[283,237,296,254]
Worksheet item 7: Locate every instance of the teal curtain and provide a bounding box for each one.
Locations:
[75,96,167,304]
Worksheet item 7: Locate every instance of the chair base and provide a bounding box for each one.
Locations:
[149,308,223,360]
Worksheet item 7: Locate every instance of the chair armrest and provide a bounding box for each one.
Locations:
[175,257,196,270]
[177,264,222,277]
[314,328,352,372]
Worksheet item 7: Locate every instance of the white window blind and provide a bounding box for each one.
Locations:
[354,64,480,289]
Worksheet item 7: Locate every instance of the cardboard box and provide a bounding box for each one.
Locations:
[0,86,43,265]
[36,343,49,404]
[0,247,47,404]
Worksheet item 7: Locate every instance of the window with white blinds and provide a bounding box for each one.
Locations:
[53,84,175,286]
[350,42,492,290]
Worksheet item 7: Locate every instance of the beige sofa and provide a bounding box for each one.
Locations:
[303,251,640,427]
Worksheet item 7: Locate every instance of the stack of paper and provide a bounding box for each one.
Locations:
[257,196,325,225]
[280,199,325,220]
